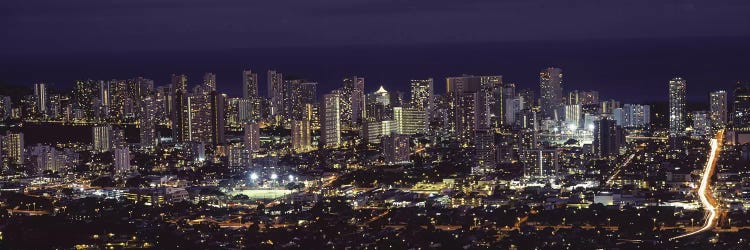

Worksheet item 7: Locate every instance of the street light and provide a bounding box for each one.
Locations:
[271,173,278,180]
[250,173,258,181]
[288,175,294,182]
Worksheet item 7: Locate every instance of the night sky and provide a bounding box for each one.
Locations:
[2,0,750,102]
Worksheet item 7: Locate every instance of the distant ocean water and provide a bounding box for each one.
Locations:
[2,36,749,103]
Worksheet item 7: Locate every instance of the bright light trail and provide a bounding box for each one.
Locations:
[670,131,723,241]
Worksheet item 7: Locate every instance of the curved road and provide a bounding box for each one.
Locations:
[670,130,723,241]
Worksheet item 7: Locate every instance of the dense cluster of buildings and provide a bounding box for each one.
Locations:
[3,67,750,248]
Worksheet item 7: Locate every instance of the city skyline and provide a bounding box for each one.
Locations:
[4,1,750,249]
[3,36,750,103]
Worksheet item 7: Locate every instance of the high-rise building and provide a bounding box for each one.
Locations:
[172,89,189,142]
[210,92,226,145]
[600,99,621,115]
[321,93,342,148]
[446,75,498,144]
[364,120,397,144]
[393,107,427,135]
[382,134,410,164]
[186,89,211,143]
[293,82,318,120]
[171,74,188,92]
[244,123,261,153]
[692,111,711,137]
[74,80,98,119]
[568,90,599,105]
[203,73,217,91]
[521,148,559,179]
[33,83,47,117]
[613,104,651,128]
[733,81,750,128]
[114,147,131,174]
[365,86,392,122]
[502,83,517,125]
[539,68,564,120]
[235,98,253,123]
[4,132,24,165]
[92,125,113,152]
[242,70,259,98]
[564,104,581,130]
[473,130,496,175]
[29,144,76,174]
[669,77,687,136]
[709,90,728,129]
[139,96,157,149]
[343,76,365,125]
[409,78,433,111]
[267,70,284,119]
[505,96,524,126]
[593,118,625,158]
[0,96,11,119]
[291,120,312,153]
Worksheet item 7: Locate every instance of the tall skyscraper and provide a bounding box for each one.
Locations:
[593,118,625,158]
[409,78,433,111]
[172,89,189,142]
[33,83,47,117]
[364,120,397,144]
[393,107,427,135]
[692,111,711,137]
[564,104,581,129]
[0,96,11,119]
[521,148,559,179]
[733,81,750,128]
[382,134,410,164]
[539,67,564,120]
[4,131,24,165]
[98,80,110,116]
[291,120,312,153]
[669,77,687,136]
[171,74,188,92]
[244,122,261,153]
[114,147,131,175]
[505,96,524,126]
[242,70,259,99]
[322,93,342,148]
[74,79,98,119]
[203,73,217,91]
[709,90,728,129]
[613,104,651,128]
[139,96,157,149]
[92,125,112,152]
[502,83,517,125]
[568,90,599,105]
[365,86,392,122]
[210,92,226,145]
[343,76,365,125]
[446,75,498,144]
[291,82,318,121]
[474,130,496,175]
[267,70,284,119]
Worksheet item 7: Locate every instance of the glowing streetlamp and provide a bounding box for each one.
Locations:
[250,173,259,181]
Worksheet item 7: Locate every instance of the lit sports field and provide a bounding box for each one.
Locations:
[230,189,293,200]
